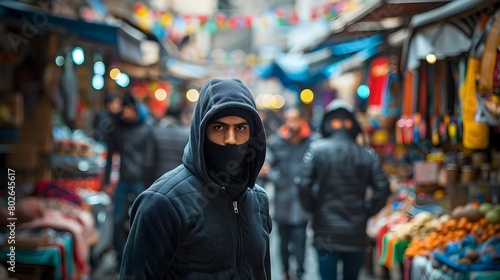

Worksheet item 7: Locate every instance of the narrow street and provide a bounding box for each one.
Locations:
[267,183,380,280]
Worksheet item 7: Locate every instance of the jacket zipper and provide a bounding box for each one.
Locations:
[233,201,239,213]
[222,187,243,275]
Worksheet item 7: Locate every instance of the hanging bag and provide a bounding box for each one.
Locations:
[461,12,494,149]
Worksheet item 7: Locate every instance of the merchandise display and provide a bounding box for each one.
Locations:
[376,202,500,280]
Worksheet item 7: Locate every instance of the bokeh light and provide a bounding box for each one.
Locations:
[426,53,437,64]
[115,73,130,87]
[72,47,85,65]
[92,75,104,90]
[300,89,314,104]
[94,61,105,76]
[109,68,121,80]
[186,89,199,102]
[55,55,65,66]
[271,95,285,109]
[357,84,370,99]
[155,88,168,101]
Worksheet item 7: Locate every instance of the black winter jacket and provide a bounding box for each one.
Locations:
[296,101,390,252]
[120,79,272,280]
[104,103,152,185]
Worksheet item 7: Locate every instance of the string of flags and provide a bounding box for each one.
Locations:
[130,1,362,41]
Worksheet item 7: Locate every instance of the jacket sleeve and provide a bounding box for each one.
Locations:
[103,130,118,185]
[295,147,317,213]
[143,127,156,186]
[265,145,279,184]
[120,191,181,279]
[260,191,273,280]
[365,150,391,217]
[92,113,101,141]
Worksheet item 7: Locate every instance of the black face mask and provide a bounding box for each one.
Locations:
[331,127,358,139]
[205,140,249,179]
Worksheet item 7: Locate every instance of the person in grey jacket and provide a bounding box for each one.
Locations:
[267,107,314,280]
[120,79,272,279]
[295,99,391,280]
[144,104,190,186]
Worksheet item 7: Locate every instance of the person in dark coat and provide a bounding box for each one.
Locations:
[92,92,122,144]
[267,107,314,280]
[144,104,190,186]
[295,99,391,280]
[102,92,153,269]
[120,79,272,279]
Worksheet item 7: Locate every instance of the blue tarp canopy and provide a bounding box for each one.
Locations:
[0,1,122,44]
[254,34,384,87]
[0,1,160,66]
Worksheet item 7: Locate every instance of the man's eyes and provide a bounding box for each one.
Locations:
[211,125,248,131]
[236,125,248,131]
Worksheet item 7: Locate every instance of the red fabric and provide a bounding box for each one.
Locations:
[376,223,390,258]
[53,243,67,280]
[18,209,89,276]
[402,70,414,115]
[35,181,83,207]
[367,56,390,107]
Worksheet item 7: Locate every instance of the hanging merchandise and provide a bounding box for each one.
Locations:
[430,61,442,146]
[380,70,402,119]
[367,56,390,108]
[396,69,416,145]
[59,51,80,130]
[415,62,430,143]
[476,12,500,126]
[461,14,494,149]
[462,57,489,148]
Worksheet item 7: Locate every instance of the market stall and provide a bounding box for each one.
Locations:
[369,1,500,278]
[0,1,146,278]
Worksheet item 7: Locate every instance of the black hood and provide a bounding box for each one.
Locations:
[321,99,362,138]
[182,79,267,188]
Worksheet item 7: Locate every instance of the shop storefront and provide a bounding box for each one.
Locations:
[0,1,162,278]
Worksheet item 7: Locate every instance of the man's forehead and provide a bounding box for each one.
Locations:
[211,116,249,125]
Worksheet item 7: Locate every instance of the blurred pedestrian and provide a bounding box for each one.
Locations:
[267,107,314,280]
[120,79,272,279]
[295,99,391,280]
[92,92,121,144]
[144,104,190,186]
[102,92,153,271]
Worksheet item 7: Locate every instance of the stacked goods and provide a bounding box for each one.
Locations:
[480,203,500,224]
[391,212,449,242]
[405,203,500,258]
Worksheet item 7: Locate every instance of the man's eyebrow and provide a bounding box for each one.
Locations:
[211,121,249,126]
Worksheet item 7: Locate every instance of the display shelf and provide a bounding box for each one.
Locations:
[50,154,103,178]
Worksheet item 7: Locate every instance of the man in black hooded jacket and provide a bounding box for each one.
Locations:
[120,79,272,279]
[295,99,391,280]
[103,92,153,270]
